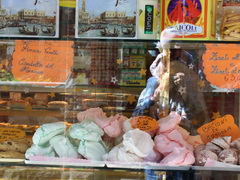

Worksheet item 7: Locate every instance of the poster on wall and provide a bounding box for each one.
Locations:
[75,0,137,39]
[0,0,59,38]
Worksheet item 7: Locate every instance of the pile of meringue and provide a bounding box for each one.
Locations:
[25,108,205,166]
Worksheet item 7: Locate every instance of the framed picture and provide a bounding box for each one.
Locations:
[75,0,137,39]
[0,0,59,38]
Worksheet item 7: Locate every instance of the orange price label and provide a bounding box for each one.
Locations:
[131,116,159,132]
[203,44,240,89]
[197,114,240,143]
[12,40,74,86]
[0,128,26,142]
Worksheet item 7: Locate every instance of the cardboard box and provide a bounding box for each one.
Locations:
[160,0,216,40]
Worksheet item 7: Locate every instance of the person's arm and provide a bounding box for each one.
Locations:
[150,53,164,77]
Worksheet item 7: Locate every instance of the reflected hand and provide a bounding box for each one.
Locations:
[173,72,185,85]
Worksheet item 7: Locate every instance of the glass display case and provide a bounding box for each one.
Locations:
[1,0,240,179]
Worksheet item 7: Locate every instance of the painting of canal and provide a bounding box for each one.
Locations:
[0,0,59,37]
[76,0,137,39]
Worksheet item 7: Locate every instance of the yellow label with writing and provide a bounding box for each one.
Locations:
[197,114,240,143]
[1,86,9,91]
[0,128,26,142]
[60,0,76,8]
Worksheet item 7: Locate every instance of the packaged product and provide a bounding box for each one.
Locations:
[160,0,217,40]
[138,0,160,39]
[220,0,240,40]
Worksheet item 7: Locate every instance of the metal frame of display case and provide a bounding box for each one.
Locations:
[1,1,240,178]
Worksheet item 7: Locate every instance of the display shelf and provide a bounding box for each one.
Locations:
[0,164,147,180]
[1,37,240,47]
[0,85,144,93]
[0,160,190,172]
[1,36,240,44]
[3,160,240,172]
[192,166,240,172]
[0,109,65,118]
[0,109,134,121]
[2,162,240,173]
[4,161,240,179]
[25,160,106,168]
[106,162,190,171]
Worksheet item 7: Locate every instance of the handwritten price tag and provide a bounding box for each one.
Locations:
[131,116,159,132]
[0,128,26,142]
[197,114,240,143]
[12,40,73,86]
[203,44,240,89]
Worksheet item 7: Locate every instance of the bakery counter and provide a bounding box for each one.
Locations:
[0,164,146,180]
[0,161,189,171]
[0,162,194,180]
[2,162,240,180]
[2,160,240,173]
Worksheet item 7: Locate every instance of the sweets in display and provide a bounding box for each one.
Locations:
[104,129,157,162]
[0,138,32,159]
[154,112,199,165]
[220,0,240,40]
[69,121,107,160]
[25,109,200,166]
[194,136,240,166]
[26,120,108,161]
[77,107,127,138]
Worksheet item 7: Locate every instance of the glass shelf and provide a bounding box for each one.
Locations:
[192,166,240,172]
[3,161,240,179]
[2,161,240,173]
[0,84,144,93]
[0,160,190,171]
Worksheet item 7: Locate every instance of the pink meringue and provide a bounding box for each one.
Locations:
[77,108,107,122]
[160,147,195,166]
[158,112,181,133]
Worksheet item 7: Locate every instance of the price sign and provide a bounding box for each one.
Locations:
[131,116,159,132]
[203,44,240,89]
[197,114,240,143]
[0,128,26,142]
[12,40,74,86]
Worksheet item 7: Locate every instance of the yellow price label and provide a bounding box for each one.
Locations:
[25,104,32,111]
[60,0,76,8]
[0,128,26,142]
[1,86,9,91]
